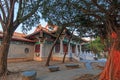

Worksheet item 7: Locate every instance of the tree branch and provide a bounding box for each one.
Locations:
[19,0,41,23]
[91,0,108,14]
[16,0,22,21]
[71,1,100,14]
[6,0,15,30]
[0,14,5,28]
[0,0,6,21]
[84,13,102,20]
[108,0,120,16]
[4,0,9,14]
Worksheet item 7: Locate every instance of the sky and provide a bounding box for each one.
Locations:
[0,19,47,34]
[0,2,47,34]
[0,20,91,41]
[15,19,47,34]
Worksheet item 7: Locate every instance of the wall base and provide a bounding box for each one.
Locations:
[7,58,33,63]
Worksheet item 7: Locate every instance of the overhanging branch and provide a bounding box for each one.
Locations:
[91,0,108,14]
[16,0,22,21]
[19,0,41,23]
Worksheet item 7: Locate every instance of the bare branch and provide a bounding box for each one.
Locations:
[6,0,15,30]
[0,14,5,28]
[0,0,6,21]
[4,0,9,14]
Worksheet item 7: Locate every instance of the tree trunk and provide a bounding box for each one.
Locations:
[99,32,120,80]
[62,27,75,63]
[0,30,13,77]
[45,26,65,66]
[62,52,67,63]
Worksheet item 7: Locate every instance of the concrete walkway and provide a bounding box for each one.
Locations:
[37,68,101,80]
[80,59,106,70]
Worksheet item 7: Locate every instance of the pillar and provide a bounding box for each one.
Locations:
[75,43,79,57]
[39,38,45,60]
[79,44,82,55]
[59,39,63,54]
[40,43,44,58]
[68,43,72,59]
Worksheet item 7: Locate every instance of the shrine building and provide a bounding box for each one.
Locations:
[0,24,85,62]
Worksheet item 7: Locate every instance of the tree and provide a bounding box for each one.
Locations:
[0,0,43,78]
[45,25,66,66]
[40,0,98,65]
[88,36,105,58]
[76,0,120,79]
[40,0,82,66]
[62,26,76,63]
[40,0,120,79]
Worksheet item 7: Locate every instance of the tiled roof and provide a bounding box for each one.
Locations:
[0,31,35,42]
[26,25,56,38]
[0,25,87,43]
[13,32,26,37]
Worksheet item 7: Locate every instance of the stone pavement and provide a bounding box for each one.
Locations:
[7,61,104,80]
[37,68,101,80]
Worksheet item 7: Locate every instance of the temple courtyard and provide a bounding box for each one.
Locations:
[6,60,106,80]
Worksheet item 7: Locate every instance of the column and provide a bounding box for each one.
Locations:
[75,43,79,57]
[68,43,72,58]
[79,44,82,55]
[39,38,45,59]
[40,43,43,58]
[59,39,63,54]
[79,44,82,58]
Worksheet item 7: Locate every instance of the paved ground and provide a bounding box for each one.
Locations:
[4,60,105,80]
[37,69,101,80]
[80,59,106,70]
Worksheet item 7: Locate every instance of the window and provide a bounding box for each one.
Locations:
[35,44,40,52]
[25,48,29,54]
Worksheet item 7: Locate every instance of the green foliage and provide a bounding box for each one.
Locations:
[40,0,98,37]
[88,36,105,54]
[40,0,119,38]
[20,0,43,34]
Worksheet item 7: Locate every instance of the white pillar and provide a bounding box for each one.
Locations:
[40,43,43,58]
[75,44,79,56]
[39,38,45,58]
[68,43,72,58]
[79,44,82,54]
[60,39,63,54]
